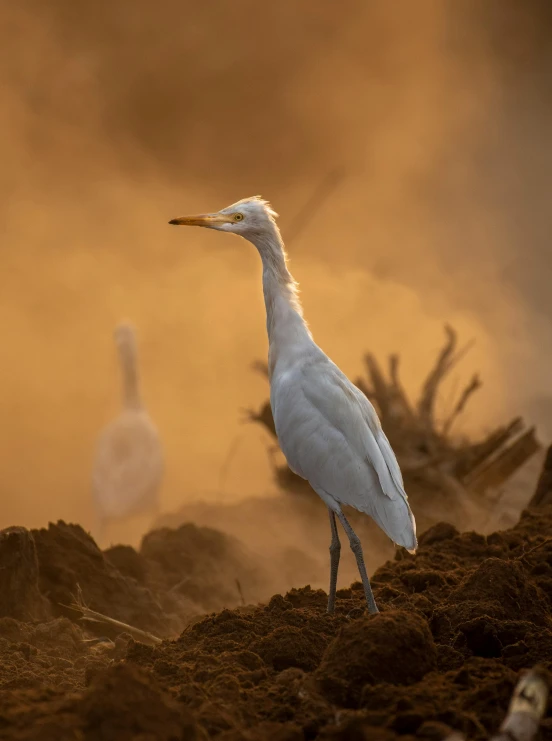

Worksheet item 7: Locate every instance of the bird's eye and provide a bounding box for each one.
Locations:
[234,213,244,222]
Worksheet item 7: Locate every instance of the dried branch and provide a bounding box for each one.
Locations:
[528,443,552,509]
[465,427,540,494]
[454,418,524,479]
[447,338,476,370]
[61,584,162,646]
[235,579,245,606]
[364,353,393,422]
[400,451,453,473]
[285,168,347,245]
[250,360,269,378]
[218,434,243,495]
[386,353,416,424]
[417,324,457,432]
[515,537,552,563]
[442,373,482,437]
[241,402,277,438]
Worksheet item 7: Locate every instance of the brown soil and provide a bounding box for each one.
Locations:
[1,509,552,740]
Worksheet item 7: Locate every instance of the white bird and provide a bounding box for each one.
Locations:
[92,322,164,545]
[169,197,417,613]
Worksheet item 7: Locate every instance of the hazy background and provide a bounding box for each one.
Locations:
[1,0,552,535]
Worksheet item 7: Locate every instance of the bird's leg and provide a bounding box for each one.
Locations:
[336,511,379,614]
[327,508,341,614]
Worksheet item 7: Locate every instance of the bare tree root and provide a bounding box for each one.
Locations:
[528,443,552,508]
[417,324,458,431]
[442,373,482,437]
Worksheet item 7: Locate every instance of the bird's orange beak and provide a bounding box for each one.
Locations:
[168,212,231,228]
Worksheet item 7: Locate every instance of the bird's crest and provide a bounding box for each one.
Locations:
[232,195,279,220]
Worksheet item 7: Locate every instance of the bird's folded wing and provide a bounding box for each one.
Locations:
[300,360,408,503]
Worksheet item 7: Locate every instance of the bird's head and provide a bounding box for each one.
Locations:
[114,321,136,347]
[168,196,278,240]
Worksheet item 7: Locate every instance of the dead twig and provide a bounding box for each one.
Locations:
[442,373,482,437]
[418,326,476,434]
[235,579,245,606]
[218,433,244,495]
[250,360,269,378]
[386,353,416,424]
[515,537,552,563]
[169,576,192,594]
[455,418,525,480]
[61,584,162,647]
[528,443,552,509]
[364,353,393,422]
[447,338,476,372]
[417,324,457,431]
[241,402,277,438]
[464,427,541,494]
[286,168,346,245]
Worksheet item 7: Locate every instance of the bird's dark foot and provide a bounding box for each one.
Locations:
[346,606,366,620]
[346,602,379,619]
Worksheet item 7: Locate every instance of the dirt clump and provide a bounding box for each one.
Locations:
[79,662,205,741]
[104,543,148,585]
[0,616,110,693]
[449,556,549,624]
[316,610,437,706]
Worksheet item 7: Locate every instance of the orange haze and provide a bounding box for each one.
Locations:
[1,0,551,536]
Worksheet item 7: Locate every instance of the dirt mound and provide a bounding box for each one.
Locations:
[32,521,172,637]
[0,527,51,622]
[0,518,289,645]
[316,610,437,706]
[139,522,266,612]
[1,507,552,738]
[104,543,148,585]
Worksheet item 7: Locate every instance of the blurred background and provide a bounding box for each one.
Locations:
[1,0,552,539]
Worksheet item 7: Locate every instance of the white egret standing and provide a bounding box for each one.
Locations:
[92,323,164,545]
[169,198,417,613]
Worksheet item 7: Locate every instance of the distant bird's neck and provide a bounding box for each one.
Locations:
[251,226,313,377]
[117,339,143,410]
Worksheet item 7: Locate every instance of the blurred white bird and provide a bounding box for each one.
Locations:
[92,322,164,545]
[169,197,417,613]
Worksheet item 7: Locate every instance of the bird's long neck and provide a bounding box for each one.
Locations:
[117,334,142,410]
[251,225,313,376]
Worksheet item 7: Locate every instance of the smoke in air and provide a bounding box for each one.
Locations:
[1,0,551,549]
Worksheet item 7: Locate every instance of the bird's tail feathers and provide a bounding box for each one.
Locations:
[369,493,417,552]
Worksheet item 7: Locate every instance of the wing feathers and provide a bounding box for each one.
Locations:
[271,354,417,551]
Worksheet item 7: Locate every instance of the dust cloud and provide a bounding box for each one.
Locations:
[0,0,551,541]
